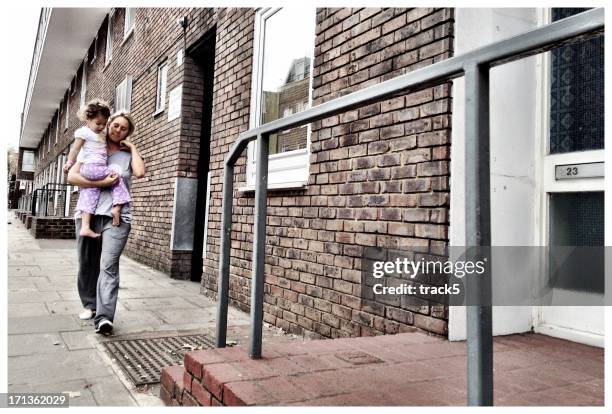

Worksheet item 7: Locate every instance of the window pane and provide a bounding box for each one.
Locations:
[550,192,604,247]
[65,98,69,127]
[80,63,87,107]
[156,64,167,110]
[115,77,132,112]
[125,8,135,35]
[549,8,604,153]
[260,8,314,155]
[106,15,113,62]
[549,192,604,293]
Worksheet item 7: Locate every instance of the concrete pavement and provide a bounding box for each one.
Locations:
[6,211,274,406]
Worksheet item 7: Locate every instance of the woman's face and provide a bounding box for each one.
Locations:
[107,116,131,143]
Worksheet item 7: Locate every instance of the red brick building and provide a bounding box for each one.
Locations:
[18,8,604,345]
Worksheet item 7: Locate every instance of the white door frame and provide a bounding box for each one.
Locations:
[531,8,605,347]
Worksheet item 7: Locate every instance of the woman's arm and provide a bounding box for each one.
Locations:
[120,141,145,178]
[66,162,119,188]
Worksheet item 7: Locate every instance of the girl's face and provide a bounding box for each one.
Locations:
[86,114,108,134]
[107,116,131,143]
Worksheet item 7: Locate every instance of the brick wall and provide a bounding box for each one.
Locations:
[202,8,454,338]
[29,7,454,338]
[31,8,218,277]
[202,7,256,312]
[29,217,76,239]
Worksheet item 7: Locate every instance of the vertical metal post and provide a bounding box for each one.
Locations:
[249,134,268,359]
[44,189,48,216]
[464,64,493,406]
[215,163,234,348]
[32,191,37,216]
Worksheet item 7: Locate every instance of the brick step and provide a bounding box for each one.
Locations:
[161,331,603,406]
[163,331,445,406]
[160,365,186,406]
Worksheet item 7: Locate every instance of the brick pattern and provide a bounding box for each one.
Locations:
[29,217,76,239]
[30,8,218,277]
[201,8,256,305]
[161,332,604,406]
[201,8,453,338]
[16,211,33,229]
[29,7,454,337]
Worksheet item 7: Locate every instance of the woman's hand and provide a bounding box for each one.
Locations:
[99,173,120,187]
[120,140,135,152]
[124,140,145,179]
[67,162,119,188]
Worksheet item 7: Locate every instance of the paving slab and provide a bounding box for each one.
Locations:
[8,290,62,303]
[121,297,200,311]
[8,349,114,387]
[8,302,50,318]
[8,333,66,356]
[8,277,49,289]
[60,331,97,351]
[8,315,83,335]
[84,375,138,406]
[156,308,216,325]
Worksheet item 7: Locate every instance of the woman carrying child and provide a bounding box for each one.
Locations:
[64,100,131,238]
[67,109,145,335]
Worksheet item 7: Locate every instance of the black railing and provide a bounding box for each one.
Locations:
[28,183,73,217]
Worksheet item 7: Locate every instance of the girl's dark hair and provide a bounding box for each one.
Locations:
[77,99,111,121]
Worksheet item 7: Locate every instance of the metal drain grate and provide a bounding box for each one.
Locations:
[104,334,216,386]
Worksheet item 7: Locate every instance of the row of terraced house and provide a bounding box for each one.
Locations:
[15,7,604,345]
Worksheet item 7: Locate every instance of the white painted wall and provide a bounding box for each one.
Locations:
[449,8,540,341]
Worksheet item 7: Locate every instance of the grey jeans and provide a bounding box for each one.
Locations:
[76,216,130,327]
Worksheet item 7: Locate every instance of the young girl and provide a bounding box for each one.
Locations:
[63,100,132,238]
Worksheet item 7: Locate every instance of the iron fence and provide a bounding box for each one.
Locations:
[20,183,74,218]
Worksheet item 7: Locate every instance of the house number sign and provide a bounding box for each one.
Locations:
[555,162,604,180]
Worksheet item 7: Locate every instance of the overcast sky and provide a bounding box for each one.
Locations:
[1,6,40,152]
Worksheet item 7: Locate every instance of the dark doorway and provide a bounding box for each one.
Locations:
[188,27,216,282]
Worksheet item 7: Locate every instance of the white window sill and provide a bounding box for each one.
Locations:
[238,181,307,193]
[120,28,134,48]
[153,106,165,117]
[103,60,112,72]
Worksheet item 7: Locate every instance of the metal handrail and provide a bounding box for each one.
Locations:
[30,182,72,217]
[215,8,604,406]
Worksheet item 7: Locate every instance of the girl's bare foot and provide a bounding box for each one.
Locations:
[111,207,121,226]
[80,227,100,238]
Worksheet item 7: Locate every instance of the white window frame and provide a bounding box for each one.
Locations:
[21,150,35,173]
[54,111,59,143]
[124,8,135,39]
[115,75,133,112]
[80,59,87,108]
[64,96,69,131]
[105,12,114,65]
[90,35,97,64]
[155,61,168,113]
[244,7,315,190]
